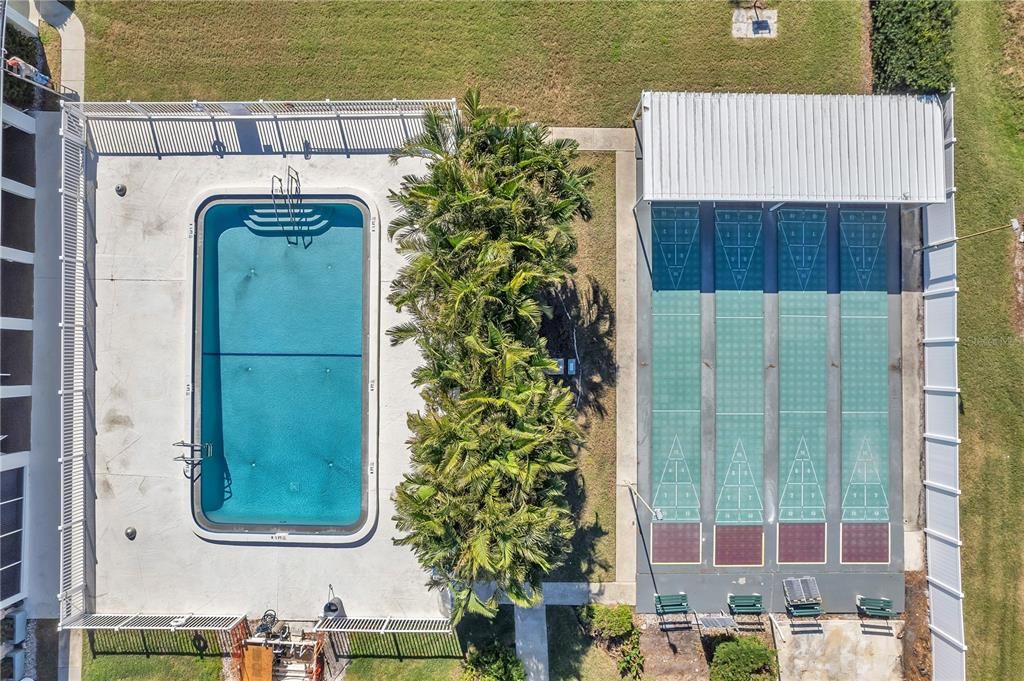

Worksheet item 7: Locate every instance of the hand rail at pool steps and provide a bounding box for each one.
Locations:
[172,440,212,478]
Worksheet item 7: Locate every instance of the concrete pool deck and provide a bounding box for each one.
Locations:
[88,135,440,619]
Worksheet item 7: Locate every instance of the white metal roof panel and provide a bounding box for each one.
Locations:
[639,91,946,204]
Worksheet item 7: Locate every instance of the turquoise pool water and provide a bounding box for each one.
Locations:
[196,199,366,529]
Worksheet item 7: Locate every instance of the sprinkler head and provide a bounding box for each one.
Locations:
[115,183,127,197]
[125,526,137,541]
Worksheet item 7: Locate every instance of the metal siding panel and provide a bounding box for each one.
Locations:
[925,440,959,489]
[926,487,960,538]
[932,637,967,681]
[924,344,957,388]
[928,543,962,597]
[929,585,965,639]
[700,94,712,200]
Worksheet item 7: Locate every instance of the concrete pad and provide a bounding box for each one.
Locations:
[541,581,635,606]
[732,8,778,39]
[615,149,638,588]
[89,129,441,619]
[549,127,633,152]
[776,619,903,681]
[514,604,549,681]
[904,530,925,572]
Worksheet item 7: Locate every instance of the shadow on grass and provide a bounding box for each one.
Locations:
[324,606,518,664]
[541,275,616,582]
[547,606,621,681]
[86,629,231,658]
[548,472,612,581]
[542,276,617,419]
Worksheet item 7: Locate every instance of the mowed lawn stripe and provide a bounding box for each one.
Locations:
[78,0,868,126]
[953,3,1024,680]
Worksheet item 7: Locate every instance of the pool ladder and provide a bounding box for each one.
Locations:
[271,166,309,247]
[172,440,211,479]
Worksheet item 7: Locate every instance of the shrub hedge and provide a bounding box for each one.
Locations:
[709,636,777,681]
[4,26,39,108]
[870,0,957,93]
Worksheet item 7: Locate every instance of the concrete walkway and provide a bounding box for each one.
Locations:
[550,126,633,152]
[514,603,550,681]
[32,0,85,97]
[551,125,640,594]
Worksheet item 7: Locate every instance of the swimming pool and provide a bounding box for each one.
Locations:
[190,196,377,541]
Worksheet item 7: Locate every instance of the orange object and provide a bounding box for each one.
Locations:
[240,644,274,681]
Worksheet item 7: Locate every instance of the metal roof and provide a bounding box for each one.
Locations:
[637,91,948,204]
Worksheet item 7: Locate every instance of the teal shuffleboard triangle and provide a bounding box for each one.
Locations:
[653,435,700,519]
[841,219,886,291]
[715,438,764,524]
[716,222,762,290]
[781,221,825,292]
[841,436,890,522]
[656,220,699,289]
[779,436,825,521]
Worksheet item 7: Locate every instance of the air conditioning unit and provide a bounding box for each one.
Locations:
[0,610,26,646]
[1,647,26,681]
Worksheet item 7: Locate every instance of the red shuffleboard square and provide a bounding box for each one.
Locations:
[714,525,764,566]
[777,523,826,564]
[651,523,702,564]
[841,523,890,563]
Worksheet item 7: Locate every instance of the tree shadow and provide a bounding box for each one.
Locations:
[540,275,616,582]
[546,606,603,681]
[541,275,617,419]
[547,472,611,581]
[86,629,231,658]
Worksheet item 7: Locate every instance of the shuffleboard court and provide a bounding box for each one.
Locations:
[777,208,828,563]
[839,208,891,563]
[714,208,765,566]
[650,204,702,564]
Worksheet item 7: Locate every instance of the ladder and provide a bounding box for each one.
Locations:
[270,166,307,246]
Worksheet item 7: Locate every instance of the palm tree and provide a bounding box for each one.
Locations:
[388,90,594,620]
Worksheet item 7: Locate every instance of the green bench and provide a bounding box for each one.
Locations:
[857,596,896,619]
[786,602,822,618]
[654,593,690,617]
[728,593,765,615]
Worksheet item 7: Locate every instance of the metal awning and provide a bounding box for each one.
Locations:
[636,91,949,204]
[62,613,246,631]
[312,617,451,634]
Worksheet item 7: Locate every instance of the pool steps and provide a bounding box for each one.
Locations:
[243,206,330,234]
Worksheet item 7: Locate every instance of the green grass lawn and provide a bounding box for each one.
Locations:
[546,606,621,681]
[77,0,869,126]
[548,152,618,583]
[344,608,516,681]
[82,649,223,681]
[951,3,1024,679]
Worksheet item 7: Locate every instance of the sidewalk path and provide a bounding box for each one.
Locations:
[33,0,84,98]
[550,126,633,152]
[514,602,550,681]
[550,125,640,593]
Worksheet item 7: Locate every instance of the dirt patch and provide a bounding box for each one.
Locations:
[1012,215,1024,338]
[637,615,708,681]
[860,0,874,93]
[1003,1,1024,91]
[903,570,932,681]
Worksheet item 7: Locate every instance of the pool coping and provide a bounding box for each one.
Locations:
[187,187,381,545]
